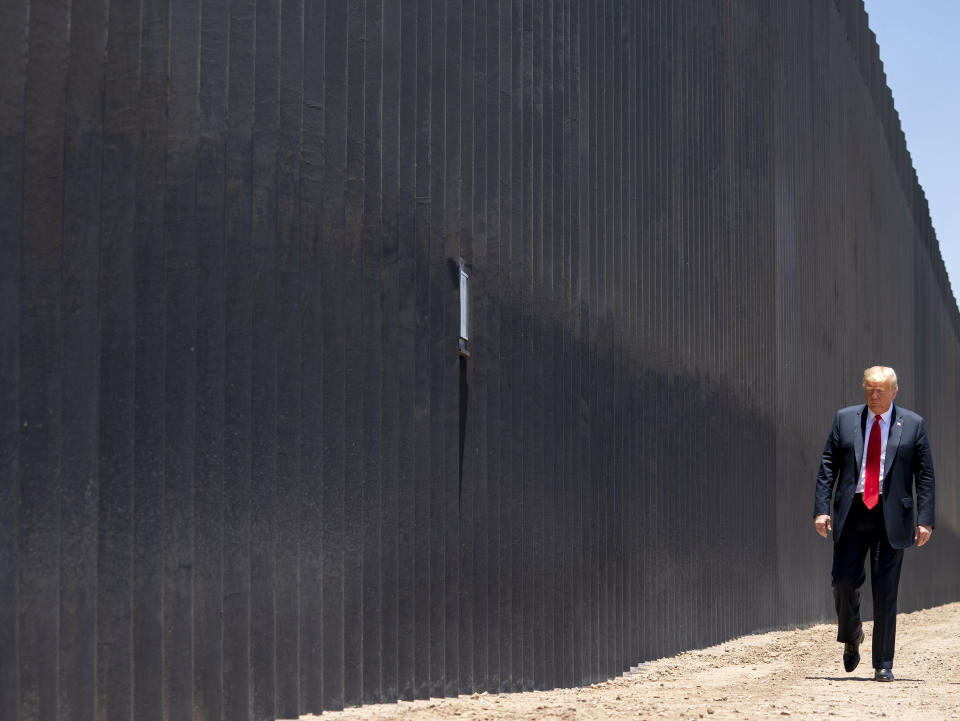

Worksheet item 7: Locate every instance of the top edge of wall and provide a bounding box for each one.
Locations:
[836,0,960,342]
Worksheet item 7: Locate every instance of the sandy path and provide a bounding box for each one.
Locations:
[300,602,960,721]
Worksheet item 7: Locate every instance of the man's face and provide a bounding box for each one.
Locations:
[864,378,897,416]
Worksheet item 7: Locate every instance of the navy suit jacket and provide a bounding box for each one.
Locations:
[814,403,935,549]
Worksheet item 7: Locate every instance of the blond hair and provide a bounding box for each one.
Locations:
[862,366,898,392]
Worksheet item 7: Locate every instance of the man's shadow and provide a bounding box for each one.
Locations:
[805,675,924,682]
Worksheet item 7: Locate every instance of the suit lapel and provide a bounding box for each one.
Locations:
[884,404,904,484]
[854,405,866,472]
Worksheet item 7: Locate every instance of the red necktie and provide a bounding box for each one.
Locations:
[864,415,881,509]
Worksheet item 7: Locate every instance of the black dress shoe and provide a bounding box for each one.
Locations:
[843,629,864,672]
[875,668,894,682]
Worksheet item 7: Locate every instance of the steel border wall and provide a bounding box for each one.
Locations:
[2,1,959,719]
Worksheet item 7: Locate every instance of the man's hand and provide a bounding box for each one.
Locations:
[814,514,832,538]
[916,525,932,547]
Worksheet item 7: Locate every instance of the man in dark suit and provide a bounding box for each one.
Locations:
[814,366,935,682]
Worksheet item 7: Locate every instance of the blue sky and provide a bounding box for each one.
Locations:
[862,0,960,306]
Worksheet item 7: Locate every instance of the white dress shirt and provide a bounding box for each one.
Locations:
[857,406,893,494]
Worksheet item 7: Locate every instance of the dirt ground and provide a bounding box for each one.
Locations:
[301,602,960,721]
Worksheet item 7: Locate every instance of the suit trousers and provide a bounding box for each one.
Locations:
[831,493,904,670]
